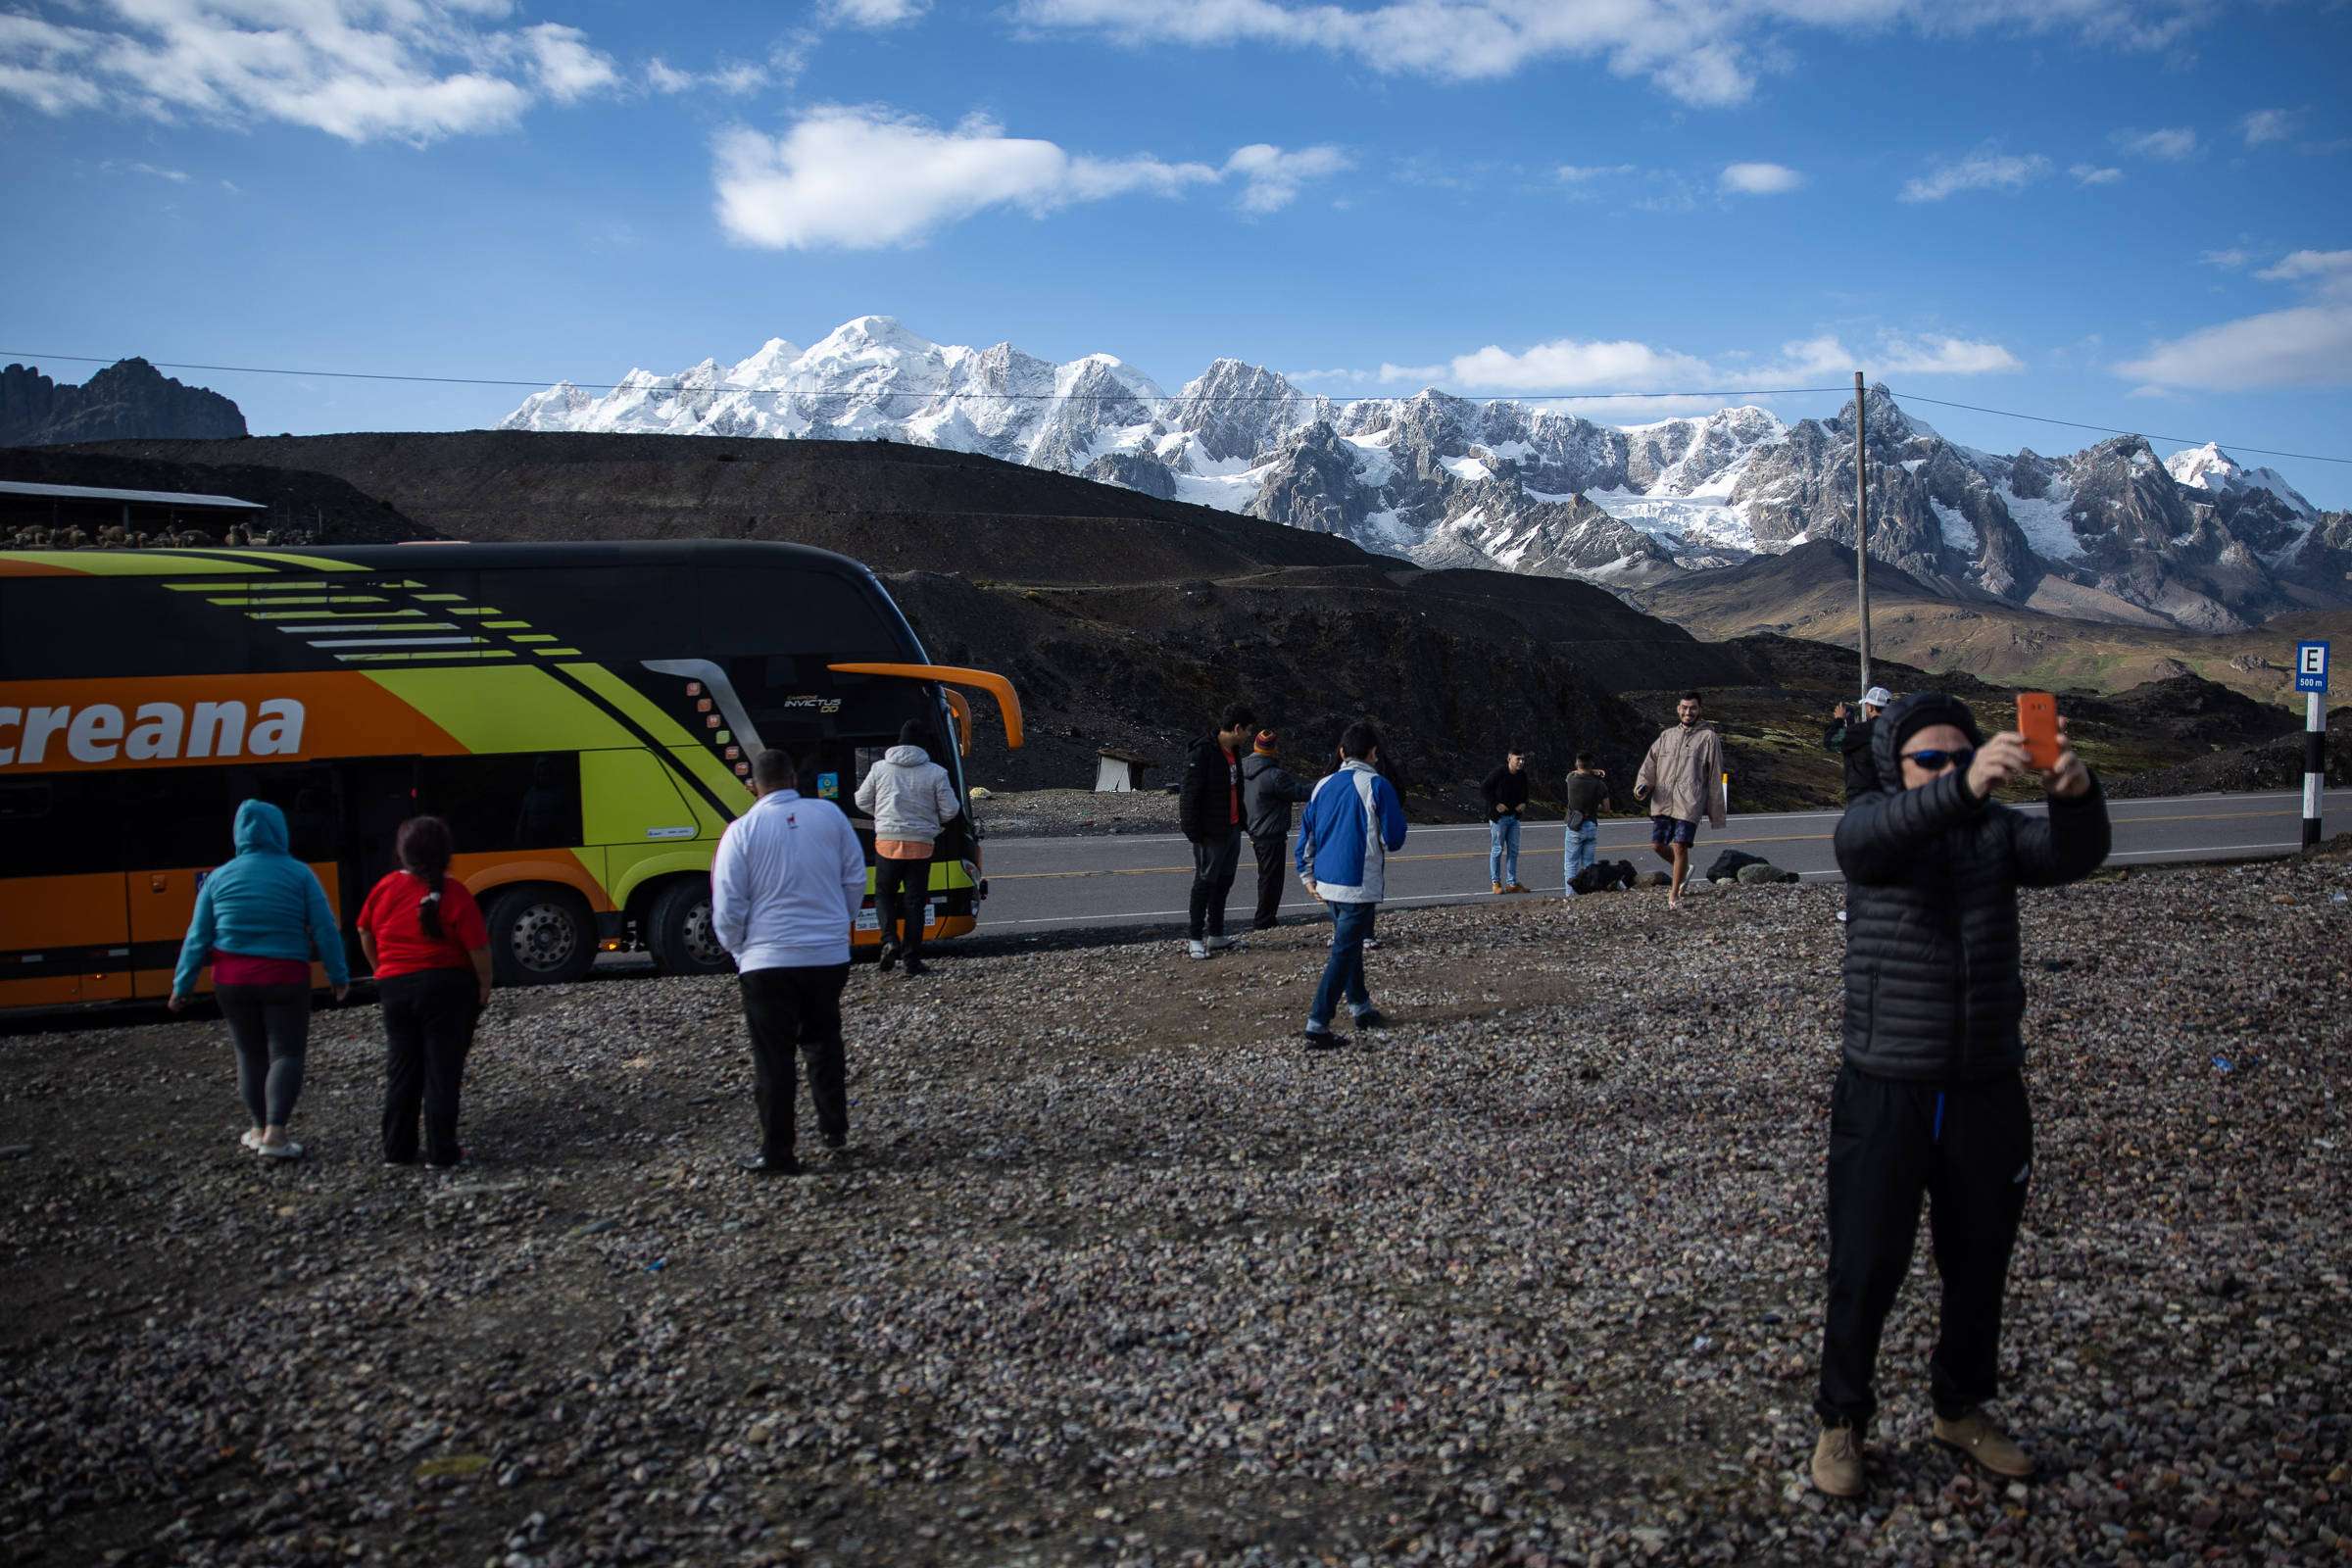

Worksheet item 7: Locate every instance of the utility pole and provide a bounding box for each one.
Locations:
[1853,370,1870,697]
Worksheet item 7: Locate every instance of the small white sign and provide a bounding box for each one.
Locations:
[644,825,696,840]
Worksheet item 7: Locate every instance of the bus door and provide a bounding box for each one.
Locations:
[0,776,134,1006]
[334,757,422,932]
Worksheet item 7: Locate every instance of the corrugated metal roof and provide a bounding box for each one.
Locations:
[0,479,267,510]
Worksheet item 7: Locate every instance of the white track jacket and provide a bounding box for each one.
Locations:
[710,789,866,971]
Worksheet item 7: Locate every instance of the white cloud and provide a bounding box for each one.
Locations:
[820,0,930,24]
[1556,163,1636,183]
[2070,163,2123,184]
[712,107,1339,249]
[2240,108,2291,147]
[1011,0,2218,107]
[1223,142,1349,212]
[1900,150,2050,202]
[646,55,775,96]
[1719,161,1802,195]
[127,161,190,181]
[2114,125,2197,160]
[2117,249,2352,389]
[0,1,621,142]
[1363,329,2019,393]
[2197,247,2250,269]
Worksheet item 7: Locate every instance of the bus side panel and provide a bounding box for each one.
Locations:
[0,872,133,1004]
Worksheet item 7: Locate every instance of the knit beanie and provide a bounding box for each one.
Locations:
[1886,691,1985,756]
[1253,729,1279,756]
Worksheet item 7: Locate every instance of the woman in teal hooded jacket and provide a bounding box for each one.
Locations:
[172,800,351,1159]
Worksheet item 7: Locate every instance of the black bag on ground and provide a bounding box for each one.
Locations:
[1569,858,1639,895]
[1705,849,1768,882]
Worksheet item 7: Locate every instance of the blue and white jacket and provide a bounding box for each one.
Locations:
[1296,760,1408,904]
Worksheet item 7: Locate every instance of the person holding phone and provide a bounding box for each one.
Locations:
[1807,692,2108,1498]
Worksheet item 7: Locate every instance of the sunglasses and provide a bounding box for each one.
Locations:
[1900,747,1975,773]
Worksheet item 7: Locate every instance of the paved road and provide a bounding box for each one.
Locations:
[973,789,2350,935]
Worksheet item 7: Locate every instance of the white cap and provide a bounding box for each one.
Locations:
[1863,686,1895,708]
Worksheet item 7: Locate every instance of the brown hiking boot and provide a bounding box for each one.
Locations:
[1934,1409,2034,1479]
[1491,881,1506,895]
[1810,1422,1865,1497]
[1505,882,1532,894]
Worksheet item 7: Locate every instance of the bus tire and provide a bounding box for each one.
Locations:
[645,879,734,977]
[482,885,597,987]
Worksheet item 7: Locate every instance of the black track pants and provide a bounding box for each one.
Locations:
[740,964,850,1162]
[1188,831,1241,940]
[217,982,312,1129]
[1250,832,1288,928]
[1816,1063,2034,1429]
[379,967,480,1167]
[873,852,933,960]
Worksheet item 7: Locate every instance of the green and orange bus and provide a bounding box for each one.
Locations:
[0,540,1021,1008]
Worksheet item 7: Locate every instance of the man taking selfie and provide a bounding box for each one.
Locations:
[1810,692,2110,1498]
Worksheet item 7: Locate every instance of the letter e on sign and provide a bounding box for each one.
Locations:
[2296,641,2330,695]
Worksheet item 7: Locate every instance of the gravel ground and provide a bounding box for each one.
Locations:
[5,857,2349,1568]
[975,790,1184,839]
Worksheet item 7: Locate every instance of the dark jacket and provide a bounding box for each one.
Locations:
[1241,752,1313,839]
[1178,733,1246,842]
[1835,693,2110,1083]
[1825,714,1879,802]
[1480,765,1531,819]
[1562,772,1610,827]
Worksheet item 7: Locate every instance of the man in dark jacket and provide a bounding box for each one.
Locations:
[1178,704,1256,959]
[1481,747,1533,894]
[1809,692,2109,1499]
[1825,685,1895,803]
[1242,729,1315,931]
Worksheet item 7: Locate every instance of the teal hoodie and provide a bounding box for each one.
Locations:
[172,800,351,996]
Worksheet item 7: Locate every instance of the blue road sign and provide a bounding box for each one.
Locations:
[2296,641,2329,695]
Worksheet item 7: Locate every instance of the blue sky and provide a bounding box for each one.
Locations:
[3,0,2349,505]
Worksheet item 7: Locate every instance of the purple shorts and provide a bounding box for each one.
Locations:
[1649,814,1698,848]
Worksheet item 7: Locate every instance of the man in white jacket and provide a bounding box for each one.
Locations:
[712,750,867,1175]
[853,721,962,977]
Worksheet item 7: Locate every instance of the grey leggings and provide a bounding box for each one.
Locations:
[216,983,312,1128]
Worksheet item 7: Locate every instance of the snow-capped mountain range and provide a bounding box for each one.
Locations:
[502,317,2351,633]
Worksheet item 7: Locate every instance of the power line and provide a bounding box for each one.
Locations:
[0,350,1841,403]
[1885,390,2352,468]
[7,348,2345,467]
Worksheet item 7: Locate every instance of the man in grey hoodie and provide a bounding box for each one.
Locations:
[1242,729,1316,930]
[853,721,962,977]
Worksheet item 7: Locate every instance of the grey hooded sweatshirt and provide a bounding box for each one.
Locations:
[854,745,962,846]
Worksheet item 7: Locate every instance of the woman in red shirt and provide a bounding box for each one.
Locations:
[358,816,492,1168]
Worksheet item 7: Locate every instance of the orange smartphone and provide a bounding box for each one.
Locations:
[2017,692,2060,770]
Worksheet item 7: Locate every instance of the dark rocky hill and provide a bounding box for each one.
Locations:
[0,360,246,446]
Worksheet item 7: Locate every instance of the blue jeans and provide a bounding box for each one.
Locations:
[1565,820,1598,888]
[1489,815,1521,885]
[1309,901,1377,1032]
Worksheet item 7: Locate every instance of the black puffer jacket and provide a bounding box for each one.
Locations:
[1835,693,2111,1082]
[1178,733,1245,842]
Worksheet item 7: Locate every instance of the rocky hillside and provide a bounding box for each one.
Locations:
[498,317,2350,634]
[0,359,246,446]
[1631,539,2352,706]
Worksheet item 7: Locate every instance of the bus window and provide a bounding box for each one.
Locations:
[417,753,582,853]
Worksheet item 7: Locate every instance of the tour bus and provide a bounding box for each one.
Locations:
[0,540,1022,1008]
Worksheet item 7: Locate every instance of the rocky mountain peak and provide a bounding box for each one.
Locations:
[2,359,247,447]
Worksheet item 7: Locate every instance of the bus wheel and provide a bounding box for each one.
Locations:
[646,880,733,976]
[483,885,596,986]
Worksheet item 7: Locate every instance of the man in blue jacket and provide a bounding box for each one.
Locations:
[1296,722,1408,1050]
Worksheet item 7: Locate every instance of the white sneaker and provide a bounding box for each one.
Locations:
[1837,908,1848,923]
[1204,935,1243,953]
[1187,940,1211,960]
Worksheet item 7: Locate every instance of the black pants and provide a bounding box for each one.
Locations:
[379,968,480,1166]
[873,853,933,960]
[741,964,850,1161]
[1817,1063,2034,1429]
[1250,832,1288,929]
[216,982,311,1128]
[1189,830,1242,940]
